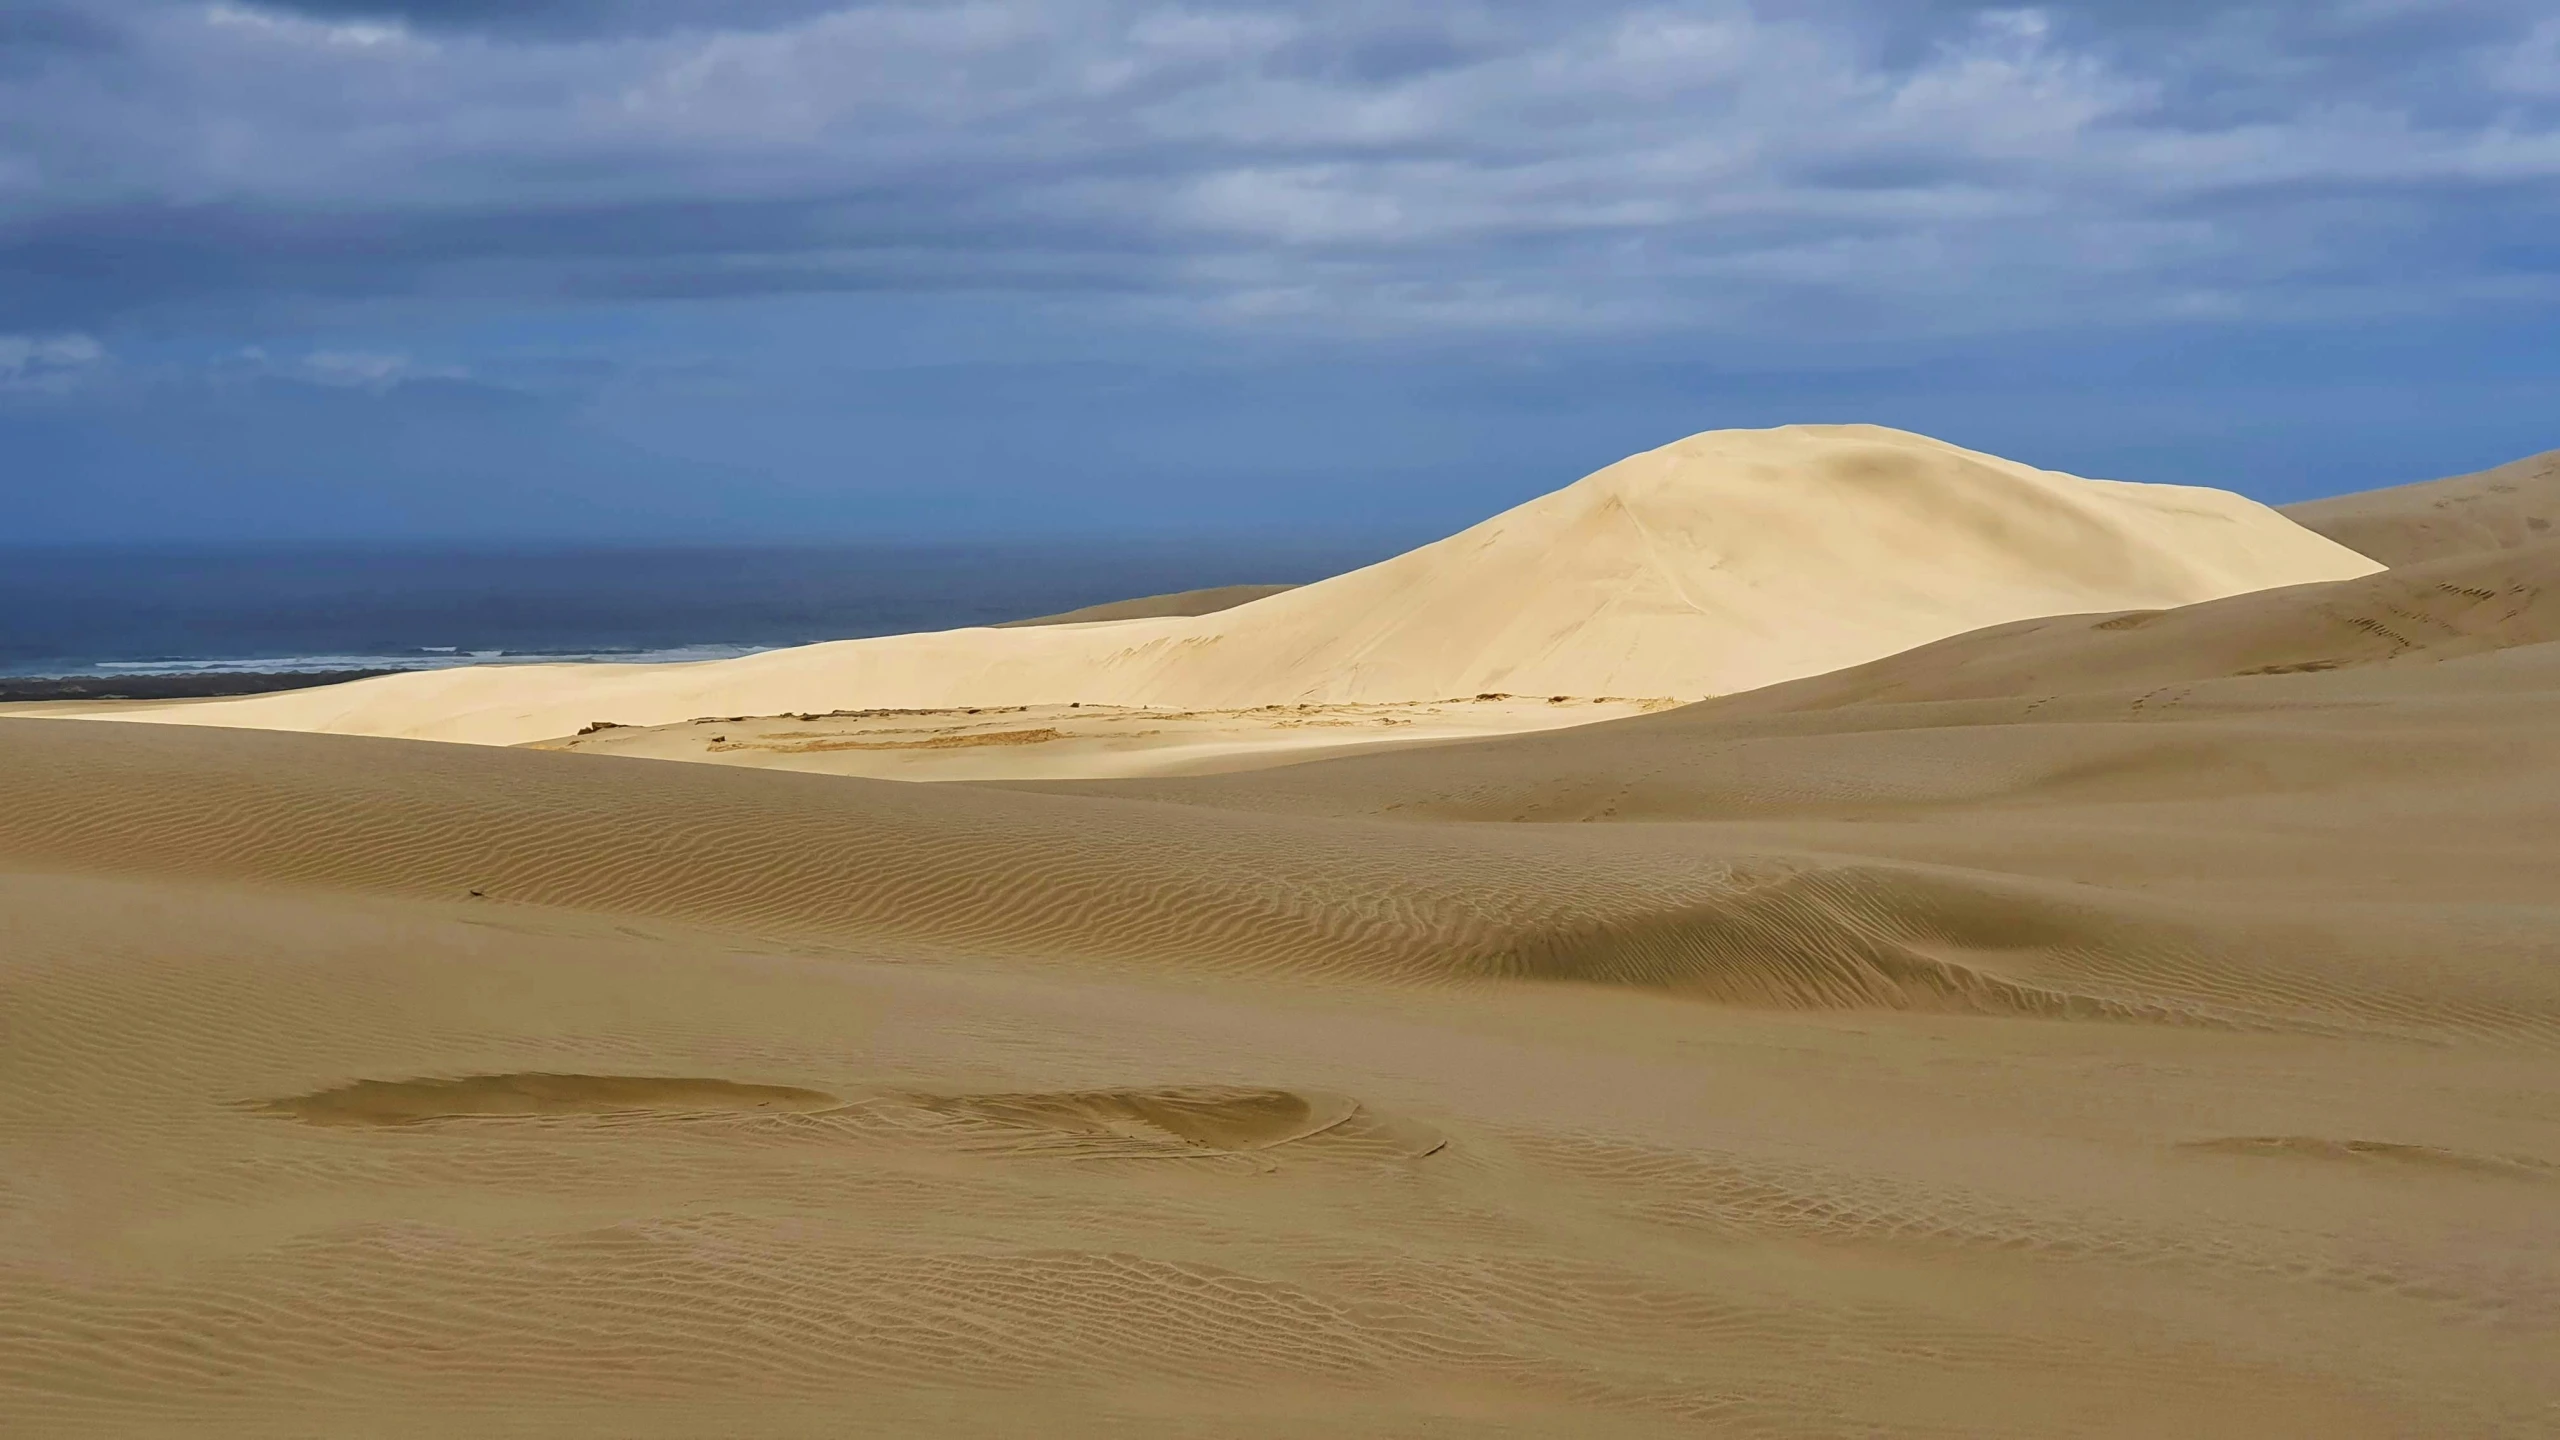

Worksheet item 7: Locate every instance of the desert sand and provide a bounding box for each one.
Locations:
[528,695,1681,782]
[2284,445,2557,565]
[50,425,2377,753]
[4,438,2556,1437]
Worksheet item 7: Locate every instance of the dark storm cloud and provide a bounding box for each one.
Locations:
[2,0,2554,339]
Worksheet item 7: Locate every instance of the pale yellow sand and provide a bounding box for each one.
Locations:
[526,696,1677,781]
[505,538,2558,782]
[60,425,2377,751]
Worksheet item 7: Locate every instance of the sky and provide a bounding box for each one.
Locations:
[2,0,2556,543]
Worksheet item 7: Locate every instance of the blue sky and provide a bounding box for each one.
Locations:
[3,0,2556,542]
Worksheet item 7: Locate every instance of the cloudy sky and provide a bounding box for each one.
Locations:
[4,0,2556,541]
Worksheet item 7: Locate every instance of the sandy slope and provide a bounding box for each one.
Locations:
[62,425,2376,749]
[2286,446,2559,565]
[1660,537,2560,715]
[992,582,1299,627]
[6,581,2558,1434]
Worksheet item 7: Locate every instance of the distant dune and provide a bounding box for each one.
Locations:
[61,424,2377,752]
[2285,446,2559,565]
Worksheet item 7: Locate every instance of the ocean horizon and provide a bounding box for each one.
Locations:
[0,540,1384,679]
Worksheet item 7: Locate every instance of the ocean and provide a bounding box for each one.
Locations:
[0,541,1381,679]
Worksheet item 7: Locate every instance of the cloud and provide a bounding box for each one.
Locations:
[1,1,2554,341]
[0,331,105,392]
[297,348,466,388]
[2495,18,2560,97]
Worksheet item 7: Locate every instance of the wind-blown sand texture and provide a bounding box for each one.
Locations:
[7,561,2559,1433]
[60,425,2377,750]
[2285,446,2559,565]
[7,438,2554,1436]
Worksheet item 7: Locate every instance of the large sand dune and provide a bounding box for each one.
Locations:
[66,424,2377,750]
[428,535,2560,782]
[6,546,2558,1432]
[7,434,2552,1436]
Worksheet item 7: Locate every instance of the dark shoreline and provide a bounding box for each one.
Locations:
[0,670,398,702]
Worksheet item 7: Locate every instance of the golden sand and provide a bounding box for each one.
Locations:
[2,440,2553,1436]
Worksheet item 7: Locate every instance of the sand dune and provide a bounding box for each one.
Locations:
[1665,536,2560,716]
[471,537,2554,782]
[5,592,2557,1433]
[9,430,2555,1435]
[2286,446,2559,565]
[62,425,2377,749]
